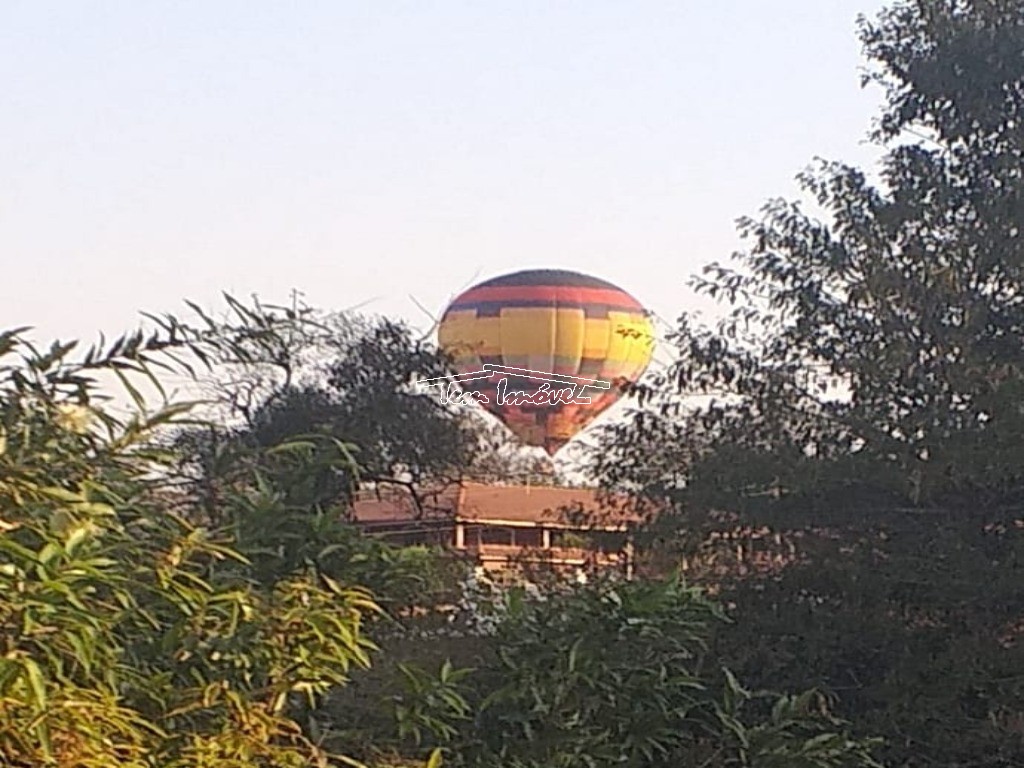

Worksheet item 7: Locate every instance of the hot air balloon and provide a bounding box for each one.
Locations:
[437,268,654,455]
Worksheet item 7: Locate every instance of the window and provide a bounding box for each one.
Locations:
[512,527,543,547]
[477,528,512,548]
[549,530,591,549]
[591,531,627,552]
[548,529,627,551]
[479,526,515,545]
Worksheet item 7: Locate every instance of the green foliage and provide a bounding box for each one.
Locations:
[392,661,473,748]
[597,0,1024,505]
[196,430,466,616]
[0,310,383,766]
[452,577,883,768]
[0,295,891,767]
[589,2,1024,766]
[699,508,1024,768]
[188,314,482,492]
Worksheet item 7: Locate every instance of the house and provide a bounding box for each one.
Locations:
[350,481,646,580]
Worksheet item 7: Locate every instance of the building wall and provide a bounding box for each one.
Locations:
[352,482,641,579]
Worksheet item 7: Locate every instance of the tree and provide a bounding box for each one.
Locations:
[0,306,392,767]
[596,0,1024,505]
[174,309,475,506]
[588,2,1024,766]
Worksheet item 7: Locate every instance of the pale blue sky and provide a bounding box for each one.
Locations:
[3,1,886,347]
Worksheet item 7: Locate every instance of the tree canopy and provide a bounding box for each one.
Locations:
[588,3,1024,765]
[594,0,1024,507]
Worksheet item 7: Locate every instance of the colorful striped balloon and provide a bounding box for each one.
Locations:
[438,269,654,454]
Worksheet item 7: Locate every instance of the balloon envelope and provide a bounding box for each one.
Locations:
[438,268,654,454]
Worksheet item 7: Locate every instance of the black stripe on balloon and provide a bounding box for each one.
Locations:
[475,269,622,291]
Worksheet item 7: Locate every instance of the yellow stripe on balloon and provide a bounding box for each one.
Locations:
[441,311,652,374]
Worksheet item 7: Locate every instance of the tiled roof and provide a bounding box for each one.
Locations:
[350,484,460,522]
[351,482,644,529]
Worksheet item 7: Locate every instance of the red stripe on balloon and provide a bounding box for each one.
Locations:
[449,285,643,310]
